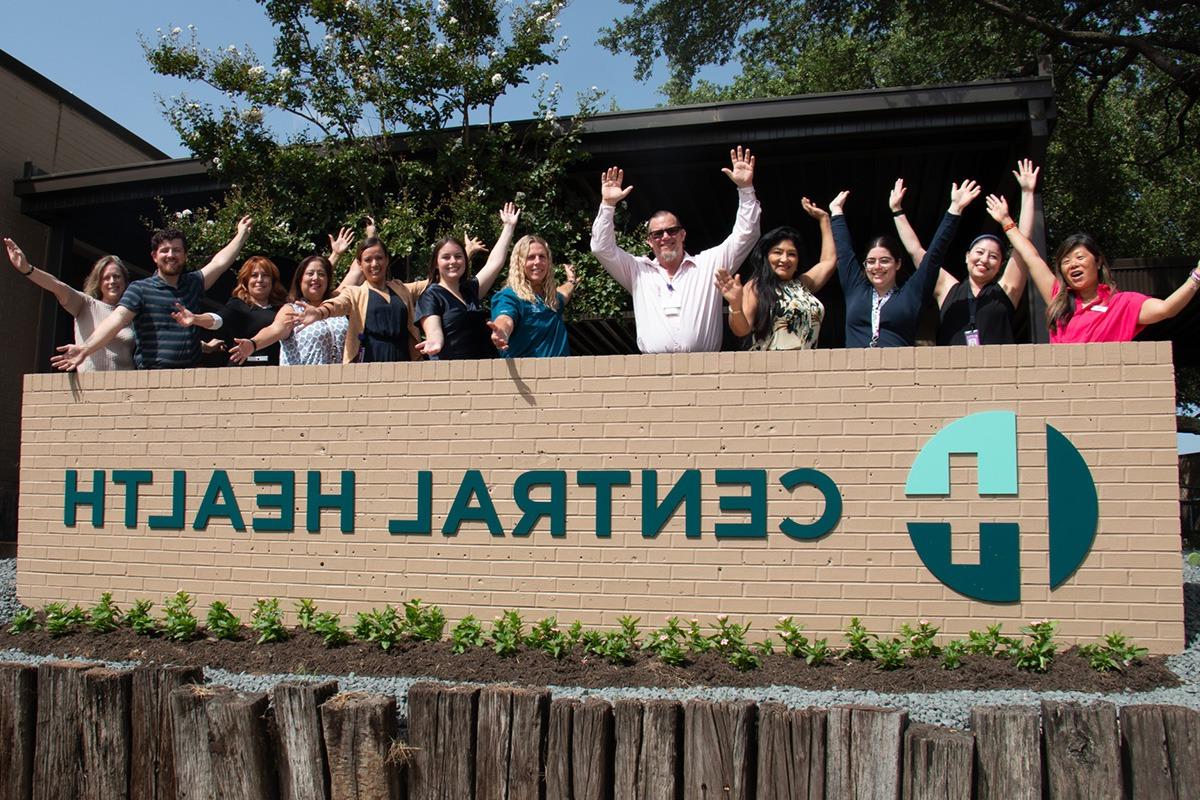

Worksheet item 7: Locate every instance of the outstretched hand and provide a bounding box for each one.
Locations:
[365,215,378,238]
[828,190,850,216]
[329,227,354,257]
[600,166,633,207]
[714,268,744,307]
[487,320,509,352]
[949,180,981,214]
[889,179,908,213]
[563,263,577,284]
[171,302,198,328]
[464,232,487,260]
[229,338,255,365]
[235,215,254,237]
[801,197,828,221]
[721,146,755,188]
[1014,159,1040,193]
[50,344,85,372]
[4,238,30,273]
[499,202,520,227]
[985,194,1012,226]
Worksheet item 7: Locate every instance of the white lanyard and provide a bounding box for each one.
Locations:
[870,288,895,347]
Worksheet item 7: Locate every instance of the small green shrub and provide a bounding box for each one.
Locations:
[450,615,486,654]
[162,591,198,642]
[296,599,318,631]
[489,610,525,657]
[844,617,875,661]
[685,618,713,653]
[1186,552,1200,567]
[310,611,349,647]
[1079,632,1149,672]
[804,638,833,666]
[43,602,86,637]
[871,637,908,670]
[87,593,122,633]
[205,601,242,640]
[712,615,760,671]
[527,616,572,659]
[7,607,37,634]
[966,624,1016,657]
[127,599,157,635]
[941,639,966,670]
[643,618,687,666]
[899,620,941,659]
[250,598,288,645]
[1011,620,1058,673]
[402,599,446,642]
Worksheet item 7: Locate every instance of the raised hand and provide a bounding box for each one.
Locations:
[801,197,829,221]
[985,194,1012,226]
[714,268,744,307]
[1013,159,1040,193]
[721,146,755,188]
[229,338,255,365]
[600,166,634,206]
[329,227,354,257]
[365,215,378,238]
[487,320,510,352]
[50,344,85,372]
[499,202,520,227]
[464,232,487,260]
[4,238,30,273]
[828,190,850,216]
[889,179,908,213]
[949,180,981,214]
[171,302,199,327]
[236,215,253,237]
[563,263,577,284]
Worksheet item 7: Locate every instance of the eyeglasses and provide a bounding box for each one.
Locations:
[648,225,683,240]
[864,257,896,267]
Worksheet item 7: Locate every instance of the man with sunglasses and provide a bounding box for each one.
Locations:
[590,146,760,353]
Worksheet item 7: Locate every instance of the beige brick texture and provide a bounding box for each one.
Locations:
[16,341,1186,652]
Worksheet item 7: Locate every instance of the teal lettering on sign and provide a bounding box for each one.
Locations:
[64,469,105,528]
[713,469,767,539]
[148,471,187,530]
[253,471,295,533]
[577,470,631,538]
[307,471,355,533]
[194,470,246,532]
[512,470,567,538]
[777,468,842,540]
[443,469,503,536]
[389,471,433,535]
[112,470,153,529]
[641,469,702,539]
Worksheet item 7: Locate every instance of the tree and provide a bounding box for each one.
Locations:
[142,0,626,318]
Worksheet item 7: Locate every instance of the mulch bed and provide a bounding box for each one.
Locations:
[2,627,1180,693]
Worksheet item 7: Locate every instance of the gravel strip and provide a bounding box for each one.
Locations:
[1,556,1198,730]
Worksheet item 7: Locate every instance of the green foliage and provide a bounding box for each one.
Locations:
[355,606,401,650]
[310,612,350,647]
[7,607,37,634]
[296,599,318,632]
[775,617,832,665]
[685,618,713,653]
[402,599,446,642]
[87,593,122,634]
[527,616,573,659]
[206,601,242,640]
[712,614,761,671]
[43,602,86,637]
[162,591,199,642]
[843,617,875,661]
[490,610,525,656]
[1187,552,1200,567]
[966,624,1017,657]
[141,0,628,320]
[643,617,688,666]
[899,620,940,659]
[871,637,908,670]
[450,614,487,654]
[250,598,289,645]
[1011,620,1058,673]
[941,639,966,670]
[804,638,832,666]
[1079,632,1149,672]
[127,599,157,636]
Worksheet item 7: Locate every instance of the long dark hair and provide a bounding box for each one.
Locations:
[427,237,469,284]
[747,226,805,340]
[288,255,335,303]
[1046,233,1116,334]
[862,235,906,279]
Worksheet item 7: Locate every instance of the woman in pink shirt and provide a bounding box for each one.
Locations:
[987,195,1200,343]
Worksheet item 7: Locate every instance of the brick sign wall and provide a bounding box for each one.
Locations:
[16,342,1185,652]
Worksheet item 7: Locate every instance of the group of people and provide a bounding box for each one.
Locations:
[6,145,1199,373]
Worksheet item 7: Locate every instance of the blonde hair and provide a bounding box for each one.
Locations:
[81,255,129,300]
[506,235,560,311]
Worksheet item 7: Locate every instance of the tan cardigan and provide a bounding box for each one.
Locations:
[320,279,428,363]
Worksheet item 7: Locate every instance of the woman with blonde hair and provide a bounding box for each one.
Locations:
[488,235,577,358]
[4,239,134,370]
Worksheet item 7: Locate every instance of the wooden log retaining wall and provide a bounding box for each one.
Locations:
[0,661,1198,799]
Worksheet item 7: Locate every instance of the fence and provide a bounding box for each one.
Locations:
[1,661,1198,799]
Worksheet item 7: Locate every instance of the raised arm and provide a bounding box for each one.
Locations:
[335,217,375,290]
[889,179,928,266]
[1138,260,1200,325]
[912,180,977,301]
[798,197,838,293]
[416,316,444,358]
[589,166,639,292]
[49,306,135,371]
[714,268,752,337]
[327,227,354,268]
[829,191,867,293]
[558,263,579,305]
[997,159,1040,303]
[476,203,520,295]
[170,303,222,331]
[5,238,86,317]
[199,215,253,290]
[711,146,762,271]
[988,194,1055,304]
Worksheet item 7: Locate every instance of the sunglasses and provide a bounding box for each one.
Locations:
[648,225,683,240]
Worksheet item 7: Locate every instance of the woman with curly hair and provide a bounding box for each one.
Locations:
[4,239,134,371]
[714,197,836,350]
[488,235,577,358]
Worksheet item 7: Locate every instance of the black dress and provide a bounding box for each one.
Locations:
[361,286,411,363]
[937,280,1016,346]
[415,278,495,360]
[220,298,282,366]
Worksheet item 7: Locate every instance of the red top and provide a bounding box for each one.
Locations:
[1049,283,1149,344]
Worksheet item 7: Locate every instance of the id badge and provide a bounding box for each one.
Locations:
[964,328,980,347]
[662,287,682,317]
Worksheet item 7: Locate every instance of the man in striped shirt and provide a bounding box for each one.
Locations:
[52,216,253,371]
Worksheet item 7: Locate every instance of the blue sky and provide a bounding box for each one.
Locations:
[3,0,733,157]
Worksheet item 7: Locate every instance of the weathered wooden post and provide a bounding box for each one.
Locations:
[272,681,338,800]
[81,667,133,800]
[169,685,276,800]
[969,705,1041,800]
[32,660,96,800]
[476,685,550,800]
[613,698,681,800]
[825,705,906,800]
[683,699,756,800]
[1041,700,1122,800]
[407,683,479,799]
[901,723,972,800]
[755,704,825,800]
[321,691,402,800]
[131,664,203,800]
[1119,704,1200,799]
[0,662,37,800]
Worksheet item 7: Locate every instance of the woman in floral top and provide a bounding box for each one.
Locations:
[715,198,836,350]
